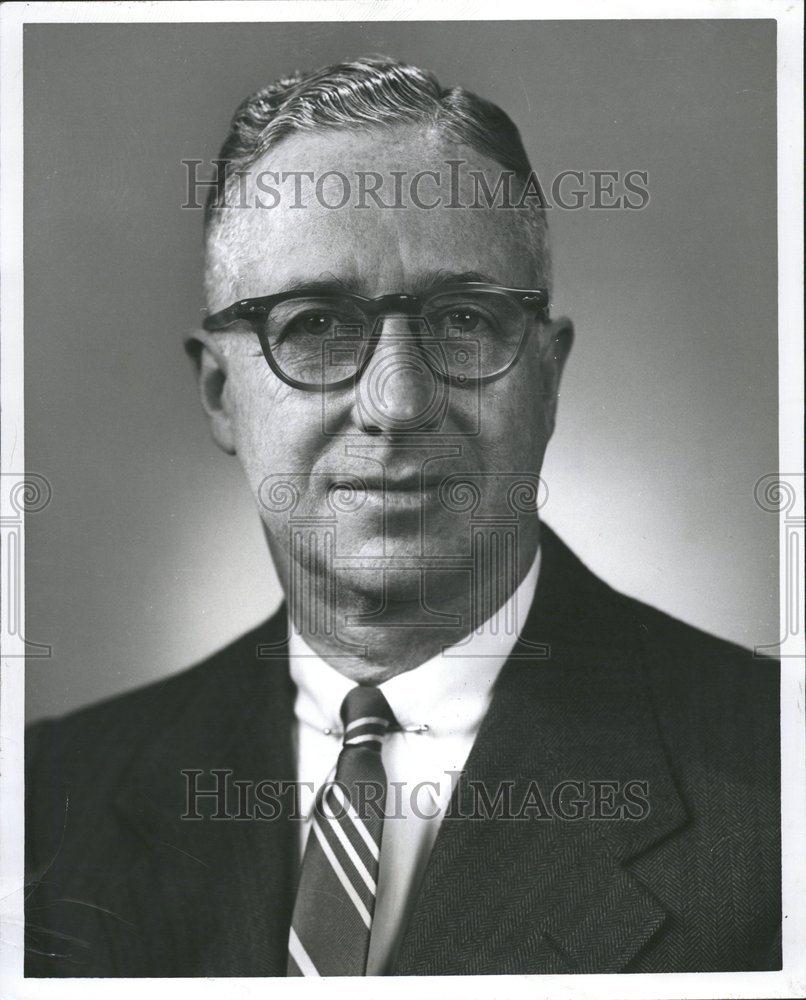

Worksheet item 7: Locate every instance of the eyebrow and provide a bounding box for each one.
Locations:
[281,274,358,296]
[276,269,503,298]
[415,270,501,293]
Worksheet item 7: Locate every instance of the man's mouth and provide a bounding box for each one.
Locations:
[329,470,443,511]
[363,471,441,491]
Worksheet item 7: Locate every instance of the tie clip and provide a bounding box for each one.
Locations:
[321,723,429,736]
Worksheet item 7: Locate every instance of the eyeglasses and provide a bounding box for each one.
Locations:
[202,282,549,392]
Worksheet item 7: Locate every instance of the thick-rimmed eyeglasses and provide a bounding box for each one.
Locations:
[202,282,550,392]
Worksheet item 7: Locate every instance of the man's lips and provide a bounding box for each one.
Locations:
[326,472,443,510]
[355,472,442,491]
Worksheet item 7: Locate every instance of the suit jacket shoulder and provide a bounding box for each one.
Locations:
[25,608,296,976]
[26,611,288,835]
[534,529,779,779]
[615,586,780,795]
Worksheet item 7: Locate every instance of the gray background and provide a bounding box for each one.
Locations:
[24,20,778,722]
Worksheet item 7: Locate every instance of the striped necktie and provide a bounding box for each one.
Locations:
[287,685,396,977]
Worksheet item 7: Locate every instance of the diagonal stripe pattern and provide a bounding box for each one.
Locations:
[287,685,396,976]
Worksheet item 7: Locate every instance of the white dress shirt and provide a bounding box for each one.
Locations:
[288,544,541,974]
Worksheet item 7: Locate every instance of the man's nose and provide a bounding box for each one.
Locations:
[355,315,445,433]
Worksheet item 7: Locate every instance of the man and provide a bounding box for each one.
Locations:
[25,57,780,977]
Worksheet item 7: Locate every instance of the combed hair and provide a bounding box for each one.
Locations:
[205,56,550,292]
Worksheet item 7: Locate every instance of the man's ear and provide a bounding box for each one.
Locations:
[184,330,237,455]
[538,316,574,436]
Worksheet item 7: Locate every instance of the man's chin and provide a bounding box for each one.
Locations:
[348,526,469,563]
[279,511,472,599]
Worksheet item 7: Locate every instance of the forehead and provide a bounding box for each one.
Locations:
[207,126,537,308]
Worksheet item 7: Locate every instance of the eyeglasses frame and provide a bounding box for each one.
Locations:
[202,282,550,393]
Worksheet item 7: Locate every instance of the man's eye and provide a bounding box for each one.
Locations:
[440,308,481,333]
[292,311,338,336]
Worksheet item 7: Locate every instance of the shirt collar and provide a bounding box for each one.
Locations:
[289,543,541,739]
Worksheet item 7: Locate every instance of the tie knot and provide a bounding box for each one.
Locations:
[340,686,396,751]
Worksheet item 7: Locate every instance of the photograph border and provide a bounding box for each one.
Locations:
[1,2,803,998]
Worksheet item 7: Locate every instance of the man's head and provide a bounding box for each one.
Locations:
[189,57,572,620]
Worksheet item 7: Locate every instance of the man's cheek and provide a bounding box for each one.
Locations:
[483,385,546,460]
[228,369,293,449]
[233,393,327,499]
[228,361,291,415]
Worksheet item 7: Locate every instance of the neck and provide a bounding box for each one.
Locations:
[273,521,541,684]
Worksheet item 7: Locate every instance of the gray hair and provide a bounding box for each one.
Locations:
[204,56,550,299]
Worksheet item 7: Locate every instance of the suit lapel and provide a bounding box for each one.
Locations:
[111,611,298,976]
[393,526,689,975]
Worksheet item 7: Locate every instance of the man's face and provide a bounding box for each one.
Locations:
[198,126,570,603]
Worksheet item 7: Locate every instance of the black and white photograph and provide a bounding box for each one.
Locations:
[0,2,803,997]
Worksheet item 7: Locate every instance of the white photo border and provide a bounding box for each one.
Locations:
[1,2,803,998]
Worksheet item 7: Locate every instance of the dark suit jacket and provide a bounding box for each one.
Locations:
[25,524,781,976]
